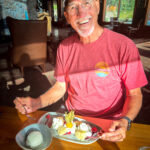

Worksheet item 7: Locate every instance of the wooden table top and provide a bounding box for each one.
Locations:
[0,105,150,150]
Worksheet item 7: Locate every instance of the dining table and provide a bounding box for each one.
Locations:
[0,105,150,150]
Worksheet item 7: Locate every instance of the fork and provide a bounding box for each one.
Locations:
[16,98,35,120]
[22,104,35,121]
[85,130,104,140]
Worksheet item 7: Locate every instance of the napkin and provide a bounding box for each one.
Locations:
[78,116,113,132]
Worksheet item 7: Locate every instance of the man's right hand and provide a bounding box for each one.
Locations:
[14,97,41,114]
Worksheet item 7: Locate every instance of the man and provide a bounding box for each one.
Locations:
[14,0,147,142]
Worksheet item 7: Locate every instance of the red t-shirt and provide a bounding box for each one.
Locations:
[54,28,147,118]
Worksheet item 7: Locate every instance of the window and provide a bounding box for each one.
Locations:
[103,0,135,23]
[145,0,150,26]
[53,0,58,22]
[103,0,119,22]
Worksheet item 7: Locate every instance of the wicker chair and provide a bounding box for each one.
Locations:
[6,16,47,75]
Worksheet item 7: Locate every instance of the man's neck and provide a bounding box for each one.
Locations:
[79,25,104,44]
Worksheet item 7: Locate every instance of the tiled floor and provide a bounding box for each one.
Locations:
[0,26,150,124]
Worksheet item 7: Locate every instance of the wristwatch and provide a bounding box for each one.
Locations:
[122,116,132,130]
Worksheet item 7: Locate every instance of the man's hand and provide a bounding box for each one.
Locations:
[14,81,66,114]
[100,88,143,142]
[14,97,41,114]
[100,118,128,142]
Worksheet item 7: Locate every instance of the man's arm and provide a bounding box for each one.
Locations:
[122,87,143,121]
[100,87,143,142]
[39,81,66,108]
[14,81,66,114]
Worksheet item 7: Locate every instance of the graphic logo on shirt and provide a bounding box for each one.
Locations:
[95,62,110,77]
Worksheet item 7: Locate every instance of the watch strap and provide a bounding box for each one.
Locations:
[122,116,132,130]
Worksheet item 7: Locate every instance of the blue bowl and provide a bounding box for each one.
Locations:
[15,123,52,150]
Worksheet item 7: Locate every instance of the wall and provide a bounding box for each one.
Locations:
[0,0,38,36]
[0,0,28,20]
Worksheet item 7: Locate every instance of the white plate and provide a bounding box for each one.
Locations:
[38,112,102,145]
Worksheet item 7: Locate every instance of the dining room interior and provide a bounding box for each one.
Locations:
[0,0,150,127]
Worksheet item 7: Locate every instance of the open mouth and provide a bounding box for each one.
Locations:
[77,16,92,26]
[79,19,89,25]
[74,15,94,36]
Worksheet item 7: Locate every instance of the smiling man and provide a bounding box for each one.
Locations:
[64,0,98,38]
[14,0,147,142]
[64,0,102,41]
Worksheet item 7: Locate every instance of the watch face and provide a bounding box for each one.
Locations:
[127,122,131,130]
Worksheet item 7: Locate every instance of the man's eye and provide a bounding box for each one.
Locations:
[71,6,76,10]
[68,5,76,10]
[86,2,90,4]
[84,1,91,6]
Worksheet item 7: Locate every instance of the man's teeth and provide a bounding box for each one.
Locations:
[79,20,89,24]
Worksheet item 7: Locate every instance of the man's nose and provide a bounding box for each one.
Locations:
[77,4,88,16]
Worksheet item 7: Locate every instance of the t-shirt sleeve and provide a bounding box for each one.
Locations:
[120,39,148,90]
[54,44,66,82]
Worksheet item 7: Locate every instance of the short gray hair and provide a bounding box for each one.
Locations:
[64,0,101,11]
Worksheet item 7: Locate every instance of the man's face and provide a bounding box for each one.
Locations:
[64,0,100,37]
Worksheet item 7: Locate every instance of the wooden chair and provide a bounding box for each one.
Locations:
[127,19,143,37]
[6,16,47,75]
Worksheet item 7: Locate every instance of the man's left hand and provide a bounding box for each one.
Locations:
[100,119,128,142]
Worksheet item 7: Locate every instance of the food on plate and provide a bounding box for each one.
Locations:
[77,123,92,137]
[74,120,82,126]
[75,123,92,140]
[65,110,75,128]
[57,126,68,135]
[64,122,76,134]
[26,130,43,148]
[51,111,95,141]
[75,130,86,141]
[52,117,64,130]
[56,111,76,136]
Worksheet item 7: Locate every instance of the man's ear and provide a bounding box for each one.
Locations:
[64,12,70,24]
[95,0,100,14]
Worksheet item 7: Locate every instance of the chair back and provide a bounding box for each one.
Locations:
[6,16,47,68]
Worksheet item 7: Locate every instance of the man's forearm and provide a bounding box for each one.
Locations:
[38,81,66,108]
[122,88,143,121]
